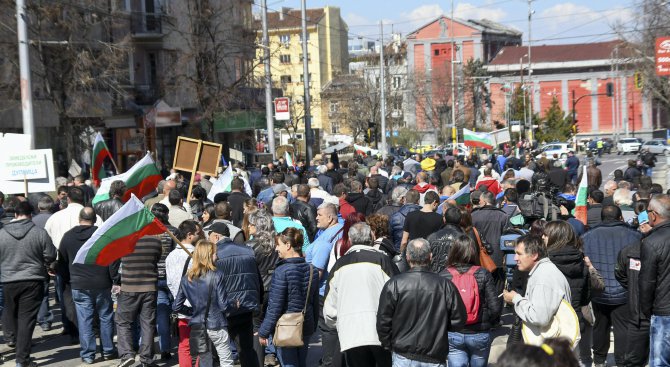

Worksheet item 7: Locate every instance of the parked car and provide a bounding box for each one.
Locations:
[641,139,670,155]
[617,138,642,155]
[535,142,571,160]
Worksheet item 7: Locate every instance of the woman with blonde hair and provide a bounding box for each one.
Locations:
[173,241,235,367]
[241,198,259,240]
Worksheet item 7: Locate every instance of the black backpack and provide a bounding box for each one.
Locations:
[518,192,558,220]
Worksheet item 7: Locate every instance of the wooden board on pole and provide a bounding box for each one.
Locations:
[173,136,222,201]
[197,141,222,176]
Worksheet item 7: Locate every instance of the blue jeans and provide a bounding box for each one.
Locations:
[72,288,116,360]
[276,341,309,367]
[650,315,670,367]
[156,280,172,353]
[392,353,446,367]
[55,274,75,334]
[447,332,491,367]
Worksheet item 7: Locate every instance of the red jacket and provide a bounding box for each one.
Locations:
[475,178,503,196]
[413,183,437,194]
[339,197,357,219]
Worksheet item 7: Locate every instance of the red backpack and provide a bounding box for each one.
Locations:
[447,266,481,325]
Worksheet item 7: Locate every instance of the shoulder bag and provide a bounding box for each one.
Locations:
[473,227,497,273]
[189,274,213,356]
[273,265,313,347]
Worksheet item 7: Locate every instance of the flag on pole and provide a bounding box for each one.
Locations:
[207,164,233,202]
[575,166,589,225]
[448,184,471,206]
[221,154,228,167]
[74,194,166,266]
[285,151,295,168]
[92,132,114,186]
[463,129,494,149]
[92,154,162,205]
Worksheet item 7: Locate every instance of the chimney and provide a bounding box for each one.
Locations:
[279,7,291,21]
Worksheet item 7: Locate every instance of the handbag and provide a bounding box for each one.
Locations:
[522,299,581,349]
[473,228,497,273]
[273,265,313,347]
[170,256,192,337]
[189,274,213,356]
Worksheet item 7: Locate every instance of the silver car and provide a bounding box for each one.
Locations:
[641,139,670,155]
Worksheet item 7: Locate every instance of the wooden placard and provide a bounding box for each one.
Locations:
[173,137,201,172]
[197,141,222,176]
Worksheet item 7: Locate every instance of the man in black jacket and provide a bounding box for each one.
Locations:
[58,207,120,364]
[377,238,466,365]
[94,180,126,221]
[639,194,670,366]
[346,180,373,216]
[471,191,508,292]
[227,178,250,228]
[289,184,318,242]
[426,207,463,273]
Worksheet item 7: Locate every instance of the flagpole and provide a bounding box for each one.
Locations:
[166,230,193,258]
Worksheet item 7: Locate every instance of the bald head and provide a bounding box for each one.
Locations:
[79,207,97,225]
[163,180,177,195]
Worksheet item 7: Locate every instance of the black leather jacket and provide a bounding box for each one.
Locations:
[640,221,670,317]
[377,267,466,364]
[289,200,318,242]
[616,242,645,324]
[94,198,124,222]
[426,224,463,273]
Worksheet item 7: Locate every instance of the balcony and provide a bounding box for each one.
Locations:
[130,12,164,39]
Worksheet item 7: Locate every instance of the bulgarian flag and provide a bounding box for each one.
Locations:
[207,164,233,202]
[74,194,166,265]
[285,150,295,169]
[448,184,471,206]
[463,128,494,149]
[575,166,588,225]
[92,154,162,205]
[92,132,114,186]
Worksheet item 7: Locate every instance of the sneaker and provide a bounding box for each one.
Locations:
[39,324,51,332]
[117,358,135,367]
[160,352,172,361]
[103,352,119,360]
[81,357,95,364]
[264,354,279,366]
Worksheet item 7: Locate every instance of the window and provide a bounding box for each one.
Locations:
[392,99,402,111]
[279,54,291,64]
[299,53,311,62]
[393,76,402,89]
[331,120,340,134]
[329,102,338,113]
[279,34,290,45]
[299,33,310,43]
[280,75,292,84]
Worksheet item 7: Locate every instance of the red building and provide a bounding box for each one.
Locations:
[486,41,663,140]
[405,16,521,144]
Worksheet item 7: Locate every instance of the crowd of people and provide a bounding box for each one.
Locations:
[0,146,669,367]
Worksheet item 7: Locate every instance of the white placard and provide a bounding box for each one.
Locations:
[274,97,290,121]
[0,149,56,194]
[0,152,47,180]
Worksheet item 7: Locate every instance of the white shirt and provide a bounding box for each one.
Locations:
[165,243,195,318]
[45,203,102,249]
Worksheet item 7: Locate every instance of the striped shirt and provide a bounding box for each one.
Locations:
[120,235,162,293]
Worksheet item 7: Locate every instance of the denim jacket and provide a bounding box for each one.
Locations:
[173,270,235,330]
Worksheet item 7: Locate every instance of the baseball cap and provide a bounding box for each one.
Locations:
[209,222,230,237]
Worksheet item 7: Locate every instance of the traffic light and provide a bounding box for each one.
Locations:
[606,82,614,97]
[634,72,643,90]
[368,121,375,129]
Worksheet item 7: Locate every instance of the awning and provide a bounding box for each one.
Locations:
[213,111,283,133]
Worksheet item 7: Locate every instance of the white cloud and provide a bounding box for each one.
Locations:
[399,4,445,28]
[538,3,633,32]
[344,12,372,27]
[454,3,507,22]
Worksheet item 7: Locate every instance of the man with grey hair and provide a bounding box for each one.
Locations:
[271,196,310,251]
[308,177,331,207]
[601,180,618,207]
[324,223,399,366]
[318,165,334,194]
[144,179,166,208]
[377,238,466,366]
[376,186,407,218]
[639,194,670,366]
[613,188,636,223]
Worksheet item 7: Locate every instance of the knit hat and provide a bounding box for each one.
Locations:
[420,158,436,172]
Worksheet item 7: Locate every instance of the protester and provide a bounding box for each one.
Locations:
[400,191,443,252]
[167,189,194,228]
[324,223,399,366]
[228,178,251,228]
[471,191,508,291]
[57,207,119,364]
[366,214,397,259]
[426,207,464,272]
[204,201,245,244]
[94,180,126,221]
[377,238,466,367]
[390,189,421,251]
[441,235,501,366]
[151,203,177,360]
[290,184,318,242]
[173,240,235,367]
[271,196,309,252]
[375,186,407,218]
[258,228,319,367]
[0,202,56,367]
[346,180,373,216]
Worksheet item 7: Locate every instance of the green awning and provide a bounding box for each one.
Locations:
[213,110,283,132]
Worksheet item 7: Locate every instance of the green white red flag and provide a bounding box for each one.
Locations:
[92,132,114,186]
[91,153,162,205]
[463,129,494,149]
[575,166,588,225]
[73,194,166,266]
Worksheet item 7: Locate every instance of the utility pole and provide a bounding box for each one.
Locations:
[301,0,313,165]
[527,0,534,145]
[450,0,457,152]
[379,20,387,159]
[260,0,275,159]
[17,0,35,148]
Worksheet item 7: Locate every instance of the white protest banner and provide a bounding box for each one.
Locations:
[0,152,47,180]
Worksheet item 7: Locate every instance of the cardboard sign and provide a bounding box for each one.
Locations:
[0,152,47,180]
[197,141,222,176]
[173,136,222,200]
[0,149,56,194]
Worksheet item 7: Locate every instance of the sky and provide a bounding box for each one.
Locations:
[255,0,637,46]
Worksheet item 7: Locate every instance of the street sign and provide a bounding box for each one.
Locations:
[655,37,670,76]
[274,97,290,121]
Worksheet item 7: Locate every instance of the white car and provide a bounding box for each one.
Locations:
[536,143,570,160]
[617,138,642,155]
[641,139,670,155]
